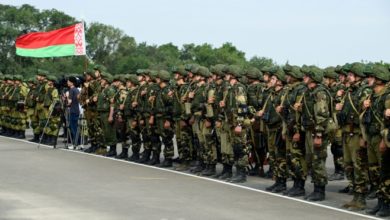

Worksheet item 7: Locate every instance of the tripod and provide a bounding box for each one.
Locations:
[74,113,88,150]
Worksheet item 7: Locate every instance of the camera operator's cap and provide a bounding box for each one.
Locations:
[308,66,324,83]
[47,75,57,83]
[372,65,390,82]
[246,67,262,80]
[158,70,171,82]
[210,64,226,77]
[37,69,49,77]
[324,66,338,79]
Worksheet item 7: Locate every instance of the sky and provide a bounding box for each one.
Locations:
[2,0,390,67]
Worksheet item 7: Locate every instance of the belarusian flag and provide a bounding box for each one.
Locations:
[15,23,86,58]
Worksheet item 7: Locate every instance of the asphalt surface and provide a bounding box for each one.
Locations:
[0,134,384,220]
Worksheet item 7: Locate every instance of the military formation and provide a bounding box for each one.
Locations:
[1,62,390,217]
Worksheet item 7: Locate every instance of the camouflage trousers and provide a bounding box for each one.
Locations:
[367,134,382,191]
[330,129,344,174]
[85,110,101,147]
[200,119,218,165]
[126,118,141,154]
[141,117,160,152]
[306,130,328,186]
[267,127,278,178]
[289,131,307,181]
[380,147,390,203]
[98,112,117,146]
[35,103,46,135]
[274,128,287,179]
[43,114,60,136]
[12,109,27,131]
[156,117,174,159]
[231,125,248,168]
[192,116,204,162]
[216,120,234,166]
[343,133,369,194]
[175,119,193,162]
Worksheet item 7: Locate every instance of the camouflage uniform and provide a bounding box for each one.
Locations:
[42,76,61,146]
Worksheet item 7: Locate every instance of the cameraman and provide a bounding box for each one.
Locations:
[66,76,80,147]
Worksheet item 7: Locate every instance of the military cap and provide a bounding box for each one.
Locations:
[308,67,324,83]
[224,65,242,77]
[37,69,49,77]
[158,70,171,82]
[283,64,293,73]
[349,62,366,77]
[210,64,226,77]
[128,74,139,85]
[274,69,286,83]
[246,67,262,80]
[324,67,338,79]
[372,65,390,82]
[46,75,57,82]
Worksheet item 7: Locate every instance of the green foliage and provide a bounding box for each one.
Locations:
[0,3,275,77]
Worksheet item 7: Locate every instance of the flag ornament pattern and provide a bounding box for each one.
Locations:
[15,23,86,58]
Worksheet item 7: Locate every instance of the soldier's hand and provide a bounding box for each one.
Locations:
[363,100,371,109]
[385,109,390,118]
[208,97,215,104]
[336,90,344,97]
[234,125,242,135]
[132,101,138,108]
[141,89,147,96]
[108,116,114,123]
[276,105,283,113]
[148,96,155,102]
[93,96,98,102]
[204,119,212,128]
[189,116,195,125]
[380,139,387,153]
[119,104,124,110]
[335,103,343,111]
[167,90,174,97]
[149,116,154,125]
[86,99,90,104]
[293,103,301,111]
[313,136,322,148]
[359,137,367,148]
[293,133,300,142]
[139,120,145,126]
[84,82,89,88]
[188,91,195,99]
[164,120,171,129]
[257,110,264,117]
[219,101,225,108]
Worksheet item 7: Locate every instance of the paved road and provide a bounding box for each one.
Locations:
[0,136,381,220]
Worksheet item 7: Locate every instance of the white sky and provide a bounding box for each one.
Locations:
[3,0,390,67]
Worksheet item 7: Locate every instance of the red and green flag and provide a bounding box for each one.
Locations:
[15,23,86,58]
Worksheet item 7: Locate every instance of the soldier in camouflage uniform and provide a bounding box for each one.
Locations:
[9,75,29,139]
[119,74,141,161]
[245,67,267,177]
[29,70,48,143]
[25,78,37,137]
[367,66,390,217]
[0,75,14,136]
[300,67,332,201]
[281,65,307,197]
[262,69,287,192]
[337,63,371,210]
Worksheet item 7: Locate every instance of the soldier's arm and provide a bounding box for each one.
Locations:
[314,90,330,133]
[235,85,248,125]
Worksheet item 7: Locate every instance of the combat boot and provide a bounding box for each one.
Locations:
[305,185,325,201]
[45,135,57,146]
[367,186,378,200]
[159,158,173,168]
[11,130,19,138]
[266,178,280,192]
[229,166,247,183]
[15,130,26,139]
[190,161,205,173]
[29,133,40,142]
[128,152,140,162]
[342,193,358,209]
[218,164,233,180]
[212,164,227,178]
[202,164,216,176]
[366,198,383,215]
[138,149,151,164]
[272,178,287,193]
[116,148,129,159]
[348,193,366,211]
[84,144,98,153]
[339,184,353,194]
[377,201,390,217]
[146,151,160,166]
[284,178,298,195]
[105,145,117,157]
[328,172,344,181]
[288,179,306,197]
[175,160,191,171]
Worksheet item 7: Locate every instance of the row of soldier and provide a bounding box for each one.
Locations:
[1,62,390,217]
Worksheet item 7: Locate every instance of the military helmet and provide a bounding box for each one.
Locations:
[324,67,338,79]
[46,75,57,83]
[284,65,303,79]
[274,69,286,83]
[210,64,226,77]
[246,67,263,80]
[335,65,347,76]
[300,65,311,75]
[13,75,23,81]
[37,69,49,77]
[363,64,375,77]
[372,65,390,82]
[308,67,324,83]
[158,70,171,82]
[261,66,277,74]
[223,65,242,77]
[349,62,366,77]
[171,65,188,76]
[128,74,139,85]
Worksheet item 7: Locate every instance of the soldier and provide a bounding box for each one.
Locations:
[337,63,371,210]
[119,74,141,161]
[41,75,61,146]
[25,78,37,137]
[29,70,48,143]
[0,75,14,137]
[96,73,117,155]
[281,65,307,197]
[10,75,29,139]
[368,65,390,217]
[262,69,287,192]
[300,67,332,201]
[245,67,267,177]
